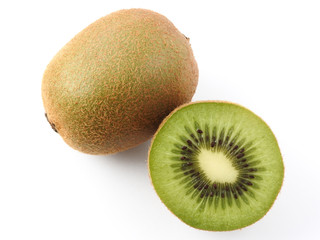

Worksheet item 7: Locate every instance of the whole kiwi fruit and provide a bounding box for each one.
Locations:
[148,101,284,231]
[42,9,198,155]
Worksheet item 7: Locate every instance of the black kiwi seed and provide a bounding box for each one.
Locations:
[191,172,199,178]
[190,134,199,143]
[184,170,193,175]
[240,184,247,191]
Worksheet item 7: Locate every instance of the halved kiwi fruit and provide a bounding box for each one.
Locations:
[148,101,284,231]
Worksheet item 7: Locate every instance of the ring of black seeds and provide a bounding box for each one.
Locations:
[172,127,261,208]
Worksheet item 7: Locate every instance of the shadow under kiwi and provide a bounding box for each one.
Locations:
[108,140,151,164]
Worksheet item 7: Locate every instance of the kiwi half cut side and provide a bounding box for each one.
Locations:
[148,101,284,231]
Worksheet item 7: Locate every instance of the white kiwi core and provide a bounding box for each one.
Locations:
[198,149,238,183]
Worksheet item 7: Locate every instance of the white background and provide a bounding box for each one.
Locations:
[0,0,319,239]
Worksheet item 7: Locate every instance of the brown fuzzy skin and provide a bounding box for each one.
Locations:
[148,100,284,231]
[41,9,198,155]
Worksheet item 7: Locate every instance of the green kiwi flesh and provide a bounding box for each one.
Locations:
[148,101,284,231]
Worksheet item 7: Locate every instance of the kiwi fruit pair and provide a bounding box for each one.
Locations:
[42,8,284,231]
[42,9,198,154]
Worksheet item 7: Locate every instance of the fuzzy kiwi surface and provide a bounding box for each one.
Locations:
[42,9,198,155]
[148,101,284,231]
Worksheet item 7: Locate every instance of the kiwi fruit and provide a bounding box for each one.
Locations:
[41,9,198,155]
[148,101,284,231]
